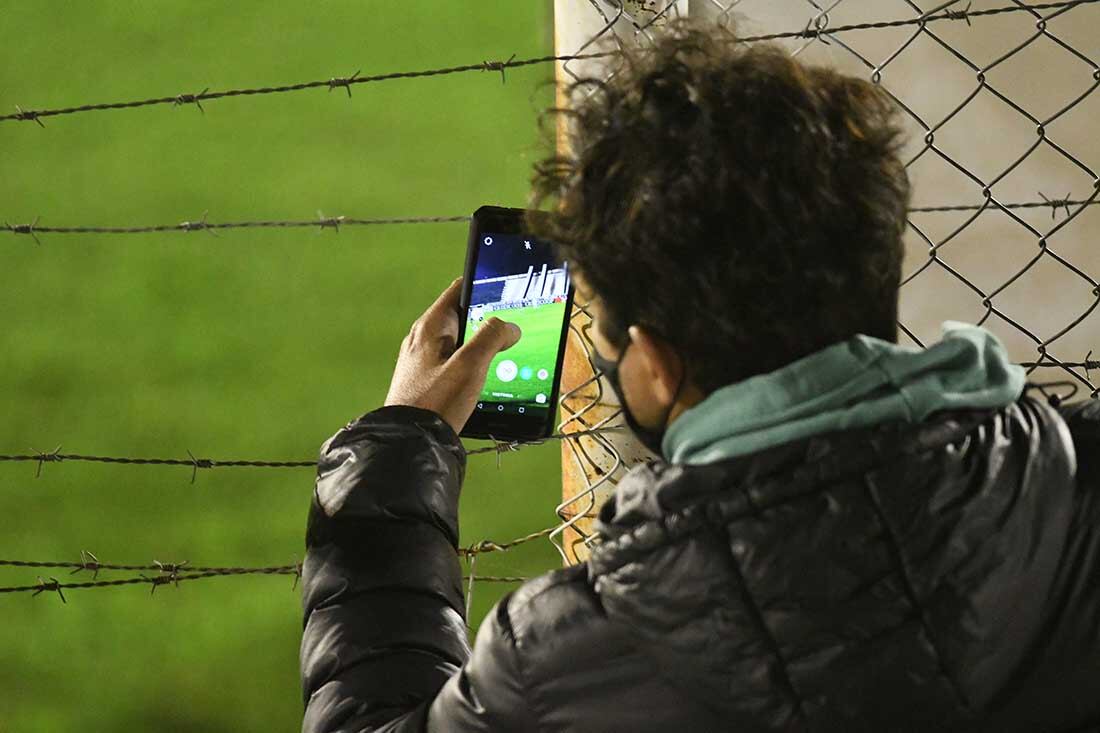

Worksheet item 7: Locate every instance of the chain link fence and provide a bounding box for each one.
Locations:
[552,0,1099,562]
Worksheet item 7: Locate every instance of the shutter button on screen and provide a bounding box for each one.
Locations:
[496,360,518,382]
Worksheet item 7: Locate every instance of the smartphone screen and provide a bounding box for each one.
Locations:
[458,207,573,440]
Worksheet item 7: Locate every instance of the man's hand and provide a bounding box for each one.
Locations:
[385,277,522,435]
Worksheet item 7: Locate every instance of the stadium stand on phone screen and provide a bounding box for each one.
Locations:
[467,231,571,422]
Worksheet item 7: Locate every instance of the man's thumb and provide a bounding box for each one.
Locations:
[458,317,522,368]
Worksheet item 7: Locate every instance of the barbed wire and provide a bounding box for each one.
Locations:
[0,554,297,577]
[1,214,470,244]
[0,447,315,482]
[5,195,1097,244]
[0,544,536,601]
[2,0,1094,127]
[0,53,611,126]
[464,576,529,583]
[3,349,1096,483]
[0,426,623,480]
[460,526,557,558]
[0,567,301,601]
[912,196,1100,216]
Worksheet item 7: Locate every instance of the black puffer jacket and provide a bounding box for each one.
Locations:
[300,397,1100,732]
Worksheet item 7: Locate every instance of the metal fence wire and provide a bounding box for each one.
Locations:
[549,0,1098,562]
[2,0,1098,603]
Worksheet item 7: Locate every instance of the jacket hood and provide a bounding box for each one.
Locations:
[662,322,1025,465]
[586,401,1080,728]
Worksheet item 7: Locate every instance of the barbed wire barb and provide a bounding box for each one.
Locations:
[482,53,517,83]
[142,573,177,595]
[316,210,346,234]
[173,87,210,114]
[153,560,190,580]
[31,445,62,478]
[484,435,527,469]
[464,553,478,622]
[328,69,361,97]
[71,550,101,579]
[292,560,303,591]
[33,577,66,603]
[463,539,505,556]
[185,450,213,484]
[5,216,42,245]
[178,210,217,236]
[944,0,974,26]
[799,15,831,45]
[13,104,44,128]
[1038,191,1074,219]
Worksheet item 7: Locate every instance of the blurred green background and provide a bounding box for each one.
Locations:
[0,2,558,730]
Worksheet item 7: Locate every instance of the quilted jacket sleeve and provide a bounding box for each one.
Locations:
[300,405,535,733]
[1061,399,1099,476]
[983,398,1100,730]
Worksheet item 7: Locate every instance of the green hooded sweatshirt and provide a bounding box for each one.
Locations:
[662,322,1027,466]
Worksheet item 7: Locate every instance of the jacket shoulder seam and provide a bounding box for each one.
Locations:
[862,472,974,712]
[506,565,603,733]
[723,521,811,726]
[497,590,549,732]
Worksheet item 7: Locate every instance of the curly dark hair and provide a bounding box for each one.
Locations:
[527,18,911,395]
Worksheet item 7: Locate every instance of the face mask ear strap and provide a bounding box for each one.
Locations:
[667,350,687,407]
[636,327,686,409]
[618,328,688,405]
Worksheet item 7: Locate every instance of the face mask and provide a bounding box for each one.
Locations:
[590,340,684,458]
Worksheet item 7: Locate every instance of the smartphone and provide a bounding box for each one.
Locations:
[457,205,575,441]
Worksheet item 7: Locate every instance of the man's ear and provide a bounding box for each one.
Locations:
[627,325,683,406]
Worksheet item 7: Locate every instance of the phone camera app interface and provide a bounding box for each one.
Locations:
[468,233,569,416]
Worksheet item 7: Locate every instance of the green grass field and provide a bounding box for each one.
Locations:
[0,3,557,730]
[473,299,569,411]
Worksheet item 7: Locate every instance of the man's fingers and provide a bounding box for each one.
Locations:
[428,276,463,319]
[417,276,463,332]
[408,276,462,350]
[454,317,522,372]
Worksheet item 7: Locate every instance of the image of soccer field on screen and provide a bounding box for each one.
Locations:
[467,230,570,416]
[468,298,568,413]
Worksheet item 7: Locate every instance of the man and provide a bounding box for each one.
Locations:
[299,19,1100,733]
